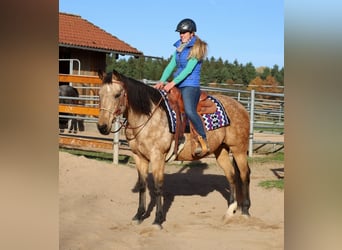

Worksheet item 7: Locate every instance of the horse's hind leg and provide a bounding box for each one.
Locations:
[132,155,149,223]
[232,152,251,216]
[78,119,85,131]
[214,146,239,217]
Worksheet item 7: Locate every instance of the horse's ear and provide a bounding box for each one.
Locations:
[98,69,105,80]
[112,69,121,81]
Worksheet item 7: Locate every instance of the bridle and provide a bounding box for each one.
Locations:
[99,80,164,137]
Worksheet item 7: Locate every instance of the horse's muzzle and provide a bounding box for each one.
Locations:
[97,123,110,135]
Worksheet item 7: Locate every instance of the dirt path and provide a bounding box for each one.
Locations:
[59,152,284,250]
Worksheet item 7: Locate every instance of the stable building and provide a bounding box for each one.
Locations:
[59,12,143,77]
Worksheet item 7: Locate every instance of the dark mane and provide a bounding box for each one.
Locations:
[102,72,113,85]
[107,71,164,115]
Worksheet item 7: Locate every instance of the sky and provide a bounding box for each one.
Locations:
[59,0,284,68]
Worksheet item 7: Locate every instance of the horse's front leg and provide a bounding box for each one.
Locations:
[132,156,149,223]
[150,156,165,228]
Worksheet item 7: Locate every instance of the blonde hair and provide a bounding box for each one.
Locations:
[188,35,208,61]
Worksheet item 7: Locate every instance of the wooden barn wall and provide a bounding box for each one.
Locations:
[69,49,106,76]
[59,47,106,97]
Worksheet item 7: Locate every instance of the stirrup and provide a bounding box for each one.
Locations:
[177,137,186,154]
[166,137,186,162]
[165,140,175,162]
[194,136,210,156]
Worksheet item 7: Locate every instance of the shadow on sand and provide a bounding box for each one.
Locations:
[132,161,231,223]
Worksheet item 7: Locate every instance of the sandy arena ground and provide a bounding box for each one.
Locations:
[59,151,284,250]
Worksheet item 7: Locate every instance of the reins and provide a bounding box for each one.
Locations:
[110,118,127,133]
[124,96,164,140]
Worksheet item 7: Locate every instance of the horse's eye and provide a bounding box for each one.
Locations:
[114,93,121,99]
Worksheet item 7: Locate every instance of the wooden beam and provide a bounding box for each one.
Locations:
[59,135,133,156]
[59,74,102,85]
[59,136,113,150]
[59,105,99,116]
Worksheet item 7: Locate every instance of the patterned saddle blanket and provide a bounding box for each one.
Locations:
[159,90,230,133]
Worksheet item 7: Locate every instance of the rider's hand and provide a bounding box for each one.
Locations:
[154,82,164,89]
[164,81,175,92]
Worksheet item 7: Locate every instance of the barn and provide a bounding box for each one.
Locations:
[59,12,143,77]
[58,12,143,136]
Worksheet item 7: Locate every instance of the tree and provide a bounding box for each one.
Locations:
[241,62,256,86]
[260,67,271,80]
[248,76,264,91]
[271,64,284,85]
[104,55,284,90]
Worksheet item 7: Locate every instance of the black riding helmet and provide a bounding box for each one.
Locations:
[175,18,197,33]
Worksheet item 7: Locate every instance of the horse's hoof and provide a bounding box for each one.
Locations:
[223,202,238,222]
[131,219,142,225]
[225,201,238,217]
[132,214,144,224]
[241,214,250,219]
[241,206,250,217]
[132,216,144,225]
[152,223,163,230]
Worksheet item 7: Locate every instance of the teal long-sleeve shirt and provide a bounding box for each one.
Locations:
[160,52,198,85]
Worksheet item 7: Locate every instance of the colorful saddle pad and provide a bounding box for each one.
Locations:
[159,90,230,133]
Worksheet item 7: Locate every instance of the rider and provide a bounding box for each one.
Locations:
[154,18,209,156]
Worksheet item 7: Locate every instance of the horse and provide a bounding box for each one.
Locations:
[97,69,251,228]
[59,85,84,134]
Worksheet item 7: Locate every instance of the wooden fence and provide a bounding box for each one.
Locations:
[59,74,284,164]
[58,74,115,156]
[58,74,101,116]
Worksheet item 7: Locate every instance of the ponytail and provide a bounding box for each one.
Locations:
[188,35,208,61]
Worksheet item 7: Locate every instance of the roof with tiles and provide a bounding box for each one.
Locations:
[59,12,143,56]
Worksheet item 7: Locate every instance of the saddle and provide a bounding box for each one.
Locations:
[167,88,216,156]
[168,88,216,115]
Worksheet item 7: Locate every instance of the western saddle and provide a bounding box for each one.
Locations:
[167,87,216,156]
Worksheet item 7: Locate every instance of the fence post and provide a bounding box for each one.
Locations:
[248,90,255,157]
[112,119,120,165]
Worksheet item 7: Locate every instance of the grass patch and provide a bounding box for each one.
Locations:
[258,179,284,190]
[250,152,284,190]
[248,152,284,164]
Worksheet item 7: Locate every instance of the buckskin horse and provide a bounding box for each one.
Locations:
[97,69,251,229]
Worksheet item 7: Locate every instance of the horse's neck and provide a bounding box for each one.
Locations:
[126,109,149,127]
[125,103,165,129]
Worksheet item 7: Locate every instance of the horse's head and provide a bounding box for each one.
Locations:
[97,70,127,135]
